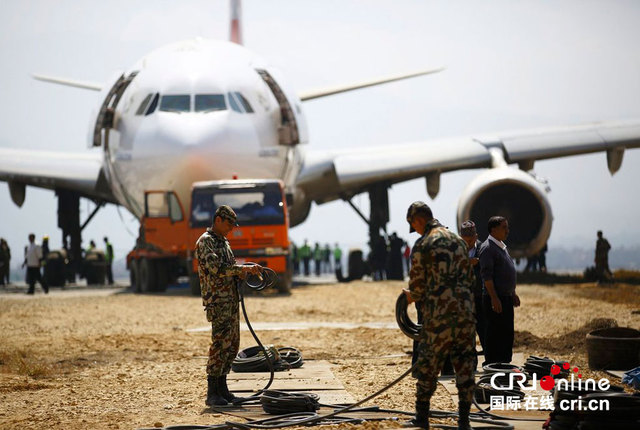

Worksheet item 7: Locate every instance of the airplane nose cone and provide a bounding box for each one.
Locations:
[159,112,229,147]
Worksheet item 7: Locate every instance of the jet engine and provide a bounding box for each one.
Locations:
[456,167,552,259]
[288,187,311,227]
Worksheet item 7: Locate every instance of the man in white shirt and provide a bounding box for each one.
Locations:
[478,216,519,365]
[24,233,48,295]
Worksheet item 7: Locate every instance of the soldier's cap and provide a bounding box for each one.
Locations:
[406,201,432,233]
[215,205,239,226]
[460,220,477,236]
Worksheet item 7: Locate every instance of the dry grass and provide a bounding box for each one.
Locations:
[566,283,640,305]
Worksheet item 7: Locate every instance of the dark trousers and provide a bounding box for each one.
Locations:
[106,263,114,285]
[475,295,487,353]
[27,266,48,294]
[303,258,310,276]
[482,294,514,366]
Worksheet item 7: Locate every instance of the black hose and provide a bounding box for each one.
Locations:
[260,390,320,414]
[395,292,421,340]
[232,346,303,373]
[523,356,569,379]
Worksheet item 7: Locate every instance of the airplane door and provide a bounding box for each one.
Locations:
[255,69,299,146]
[91,71,138,149]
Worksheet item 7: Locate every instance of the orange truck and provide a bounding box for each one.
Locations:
[127,179,292,295]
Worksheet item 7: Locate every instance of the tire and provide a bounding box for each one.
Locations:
[347,249,365,280]
[276,273,292,294]
[155,260,169,292]
[586,327,640,370]
[130,259,141,292]
[45,251,66,287]
[139,258,157,293]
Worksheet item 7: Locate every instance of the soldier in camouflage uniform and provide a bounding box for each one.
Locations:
[195,205,262,407]
[403,201,476,430]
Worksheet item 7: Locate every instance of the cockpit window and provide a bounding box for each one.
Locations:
[227,92,254,114]
[228,93,242,113]
[235,92,254,113]
[135,94,153,115]
[160,95,190,113]
[145,93,159,115]
[195,94,227,112]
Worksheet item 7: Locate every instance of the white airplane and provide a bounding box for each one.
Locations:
[1,0,639,271]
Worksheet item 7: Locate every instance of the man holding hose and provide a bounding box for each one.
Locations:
[195,205,261,406]
[403,201,476,430]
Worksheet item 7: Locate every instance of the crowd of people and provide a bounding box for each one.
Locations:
[290,241,342,277]
[0,234,115,293]
[290,233,412,280]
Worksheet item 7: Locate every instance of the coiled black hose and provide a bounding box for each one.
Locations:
[395,292,421,340]
[260,390,320,414]
[523,356,569,379]
[243,265,278,291]
[231,346,303,373]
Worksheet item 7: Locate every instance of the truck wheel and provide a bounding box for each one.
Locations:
[190,274,201,296]
[139,258,157,293]
[130,259,141,292]
[277,273,292,294]
[155,260,169,292]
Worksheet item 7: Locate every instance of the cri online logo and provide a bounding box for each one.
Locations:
[490,362,611,392]
[540,362,579,390]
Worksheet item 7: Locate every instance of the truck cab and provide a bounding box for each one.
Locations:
[127,179,292,294]
[189,179,292,294]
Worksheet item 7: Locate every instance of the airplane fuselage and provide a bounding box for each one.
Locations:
[95,38,308,219]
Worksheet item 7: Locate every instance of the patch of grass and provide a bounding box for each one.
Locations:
[613,269,640,282]
[0,348,54,378]
[568,283,640,305]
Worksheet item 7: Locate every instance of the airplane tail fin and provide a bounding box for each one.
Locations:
[229,0,243,45]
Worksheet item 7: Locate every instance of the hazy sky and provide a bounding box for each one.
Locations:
[1,0,639,267]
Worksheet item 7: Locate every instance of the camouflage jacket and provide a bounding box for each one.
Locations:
[195,228,244,314]
[409,219,475,326]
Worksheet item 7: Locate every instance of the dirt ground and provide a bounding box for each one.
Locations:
[0,280,638,430]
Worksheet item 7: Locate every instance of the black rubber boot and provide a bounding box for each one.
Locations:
[219,374,245,403]
[458,401,472,430]
[205,375,228,406]
[403,401,429,429]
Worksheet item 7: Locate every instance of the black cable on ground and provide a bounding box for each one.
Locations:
[259,390,319,414]
[232,346,303,373]
[523,356,569,379]
[276,347,303,368]
[544,386,640,429]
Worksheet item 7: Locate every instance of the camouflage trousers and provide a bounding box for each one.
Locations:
[413,318,476,404]
[206,300,240,377]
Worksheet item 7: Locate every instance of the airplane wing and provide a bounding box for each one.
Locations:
[297,119,640,203]
[32,73,103,91]
[298,67,445,101]
[0,148,116,206]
